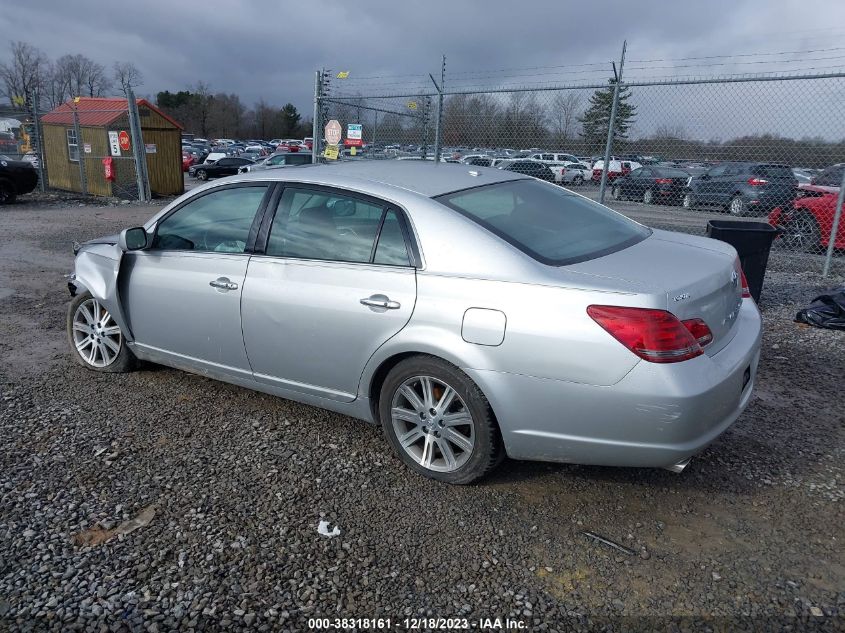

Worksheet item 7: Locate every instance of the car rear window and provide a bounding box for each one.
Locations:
[751,165,794,178]
[435,179,651,266]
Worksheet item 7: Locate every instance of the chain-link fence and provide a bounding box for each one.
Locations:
[2,90,156,201]
[315,51,845,277]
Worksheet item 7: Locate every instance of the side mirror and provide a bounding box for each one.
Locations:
[118,227,147,251]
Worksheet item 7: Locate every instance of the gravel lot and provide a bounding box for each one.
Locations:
[1,191,843,632]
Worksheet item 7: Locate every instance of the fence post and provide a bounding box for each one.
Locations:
[312,69,322,164]
[71,105,87,196]
[127,89,151,202]
[822,167,845,277]
[30,89,46,192]
[598,40,627,204]
[432,55,445,165]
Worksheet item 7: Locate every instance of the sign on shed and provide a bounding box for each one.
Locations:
[108,131,121,156]
[118,130,131,152]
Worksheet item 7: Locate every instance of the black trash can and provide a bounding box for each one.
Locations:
[706,220,778,303]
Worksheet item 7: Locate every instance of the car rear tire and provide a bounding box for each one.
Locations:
[783,210,822,252]
[197,169,208,181]
[643,188,654,205]
[728,195,748,217]
[67,291,136,373]
[379,355,503,484]
[0,179,17,205]
[573,175,583,186]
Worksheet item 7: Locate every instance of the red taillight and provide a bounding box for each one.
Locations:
[740,268,751,299]
[733,257,752,299]
[654,178,673,185]
[681,318,713,346]
[747,177,768,186]
[587,305,704,363]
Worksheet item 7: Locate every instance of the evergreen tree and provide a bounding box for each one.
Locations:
[579,80,636,146]
[279,103,301,137]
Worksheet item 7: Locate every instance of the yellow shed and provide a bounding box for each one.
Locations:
[41,97,183,198]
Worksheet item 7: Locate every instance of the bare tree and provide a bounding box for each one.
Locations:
[549,92,582,146]
[0,41,49,103]
[113,61,144,96]
[51,54,111,102]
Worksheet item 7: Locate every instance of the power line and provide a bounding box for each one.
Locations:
[627,54,845,72]
[628,46,845,64]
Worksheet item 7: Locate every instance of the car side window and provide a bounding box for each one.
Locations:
[266,188,385,263]
[373,210,411,266]
[629,168,644,178]
[216,158,233,166]
[288,154,311,165]
[152,185,269,253]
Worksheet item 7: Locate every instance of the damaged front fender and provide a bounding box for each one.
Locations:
[69,243,134,342]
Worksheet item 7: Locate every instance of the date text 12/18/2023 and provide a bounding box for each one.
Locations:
[307,616,527,630]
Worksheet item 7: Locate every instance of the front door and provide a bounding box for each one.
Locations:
[121,183,271,377]
[241,186,417,401]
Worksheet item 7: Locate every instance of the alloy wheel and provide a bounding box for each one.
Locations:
[71,298,122,368]
[390,375,475,473]
[643,189,653,205]
[682,193,693,209]
[729,196,746,216]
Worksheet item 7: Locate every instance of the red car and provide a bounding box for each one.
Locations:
[181,152,195,173]
[275,140,301,153]
[769,164,844,251]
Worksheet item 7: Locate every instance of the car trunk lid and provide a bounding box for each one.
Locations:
[567,231,743,355]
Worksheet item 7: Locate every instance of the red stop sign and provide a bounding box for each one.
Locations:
[118,131,131,152]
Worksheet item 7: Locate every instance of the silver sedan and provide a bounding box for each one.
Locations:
[66,162,761,483]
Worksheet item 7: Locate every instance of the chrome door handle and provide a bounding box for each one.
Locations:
[209,278,238,291]
[360,295,400,310]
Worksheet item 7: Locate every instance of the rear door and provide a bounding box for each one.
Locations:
[241,185,418,401]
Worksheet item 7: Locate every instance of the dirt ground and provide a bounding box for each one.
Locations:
[1,195,843,631]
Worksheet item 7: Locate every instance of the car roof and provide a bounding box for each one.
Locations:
[237,160,526,197]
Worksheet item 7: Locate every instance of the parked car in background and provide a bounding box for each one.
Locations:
[0,154,38,204]
[769,164,844,252]
[502,160,556,182]
[276,140,302,152]
[682,162,797,217]
[66,161,761,483]
[302,137,314,150]
[530,152,590,169]
[548,161,591,185]
[591,159,641,184]
[192,156,254,180]
[181,151,195,172]
[612,166,691,205]
[808,163,844,190]
[188,152,227,177]
[239,152,313,173]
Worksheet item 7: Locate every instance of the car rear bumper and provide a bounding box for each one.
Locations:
[466,299,762,469]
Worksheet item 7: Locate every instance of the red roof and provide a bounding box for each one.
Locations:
[41,97,182,129]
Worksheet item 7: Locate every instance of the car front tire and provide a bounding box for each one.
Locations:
[612,185,623,200]
[643,188,654,205]
[379,355,503,484]
[682,192,695,210]
[67,291,136,373]
[197,170,208,181]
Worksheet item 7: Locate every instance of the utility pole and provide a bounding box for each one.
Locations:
[598,40,627,204]
[430,55,446,165]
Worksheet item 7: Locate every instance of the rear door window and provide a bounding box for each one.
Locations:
[266,188,409,265]
[436,179,650,265]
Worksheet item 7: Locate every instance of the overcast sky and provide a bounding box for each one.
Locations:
[4,1,845,138]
